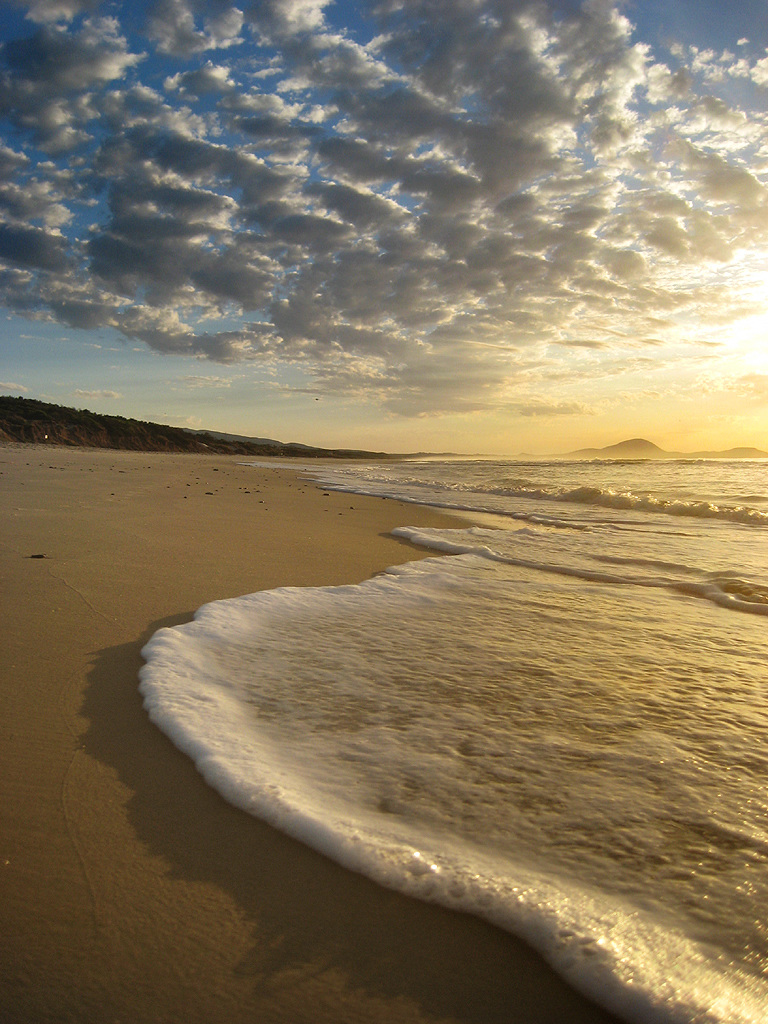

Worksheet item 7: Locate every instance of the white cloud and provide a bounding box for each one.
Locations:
[751,54,768,86]
[73,388,121,399]
[205,6,244,49]
[272,0,328,32]
[180,374,234,388]
[19,0,99,24]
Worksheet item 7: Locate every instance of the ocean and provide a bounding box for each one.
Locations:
[140,457,768,1023]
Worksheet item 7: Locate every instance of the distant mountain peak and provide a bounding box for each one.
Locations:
[566,438,666,459]
[607,438,664,454]
[564,437,768,460]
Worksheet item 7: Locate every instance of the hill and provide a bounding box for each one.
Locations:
[0,396,391,458]
[567,438,666,459]
[566,437,768,460]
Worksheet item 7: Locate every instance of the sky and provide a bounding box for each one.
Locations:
[1,0,767,455]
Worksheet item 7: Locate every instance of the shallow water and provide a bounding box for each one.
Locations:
[140,458,768,1023]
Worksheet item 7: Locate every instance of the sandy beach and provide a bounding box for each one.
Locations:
[0,445,623,1024]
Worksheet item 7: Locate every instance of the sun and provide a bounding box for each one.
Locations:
[711,261,768,373]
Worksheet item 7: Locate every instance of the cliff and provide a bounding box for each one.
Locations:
[0,396,387,458]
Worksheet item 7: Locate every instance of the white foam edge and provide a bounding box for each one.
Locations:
[138,582,766,1024]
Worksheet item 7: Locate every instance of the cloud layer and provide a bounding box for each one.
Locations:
[1,0,767,415]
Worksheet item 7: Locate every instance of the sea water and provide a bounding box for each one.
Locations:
[140,457,768,1023]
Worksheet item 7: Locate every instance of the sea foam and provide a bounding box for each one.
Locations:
[141,457,768,1024]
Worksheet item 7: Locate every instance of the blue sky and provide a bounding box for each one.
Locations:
[1,0,767,454]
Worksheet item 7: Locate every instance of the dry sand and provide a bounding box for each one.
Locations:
[0,445,623,1024]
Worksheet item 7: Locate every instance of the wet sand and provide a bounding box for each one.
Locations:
[0,444,623,1024]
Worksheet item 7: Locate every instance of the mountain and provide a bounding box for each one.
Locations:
[565,437,768,460]
[567,438,666,459]
[0,396,392,458]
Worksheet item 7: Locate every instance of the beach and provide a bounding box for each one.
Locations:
[0,444,628,1024]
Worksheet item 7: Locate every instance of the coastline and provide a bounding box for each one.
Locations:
[0,444,623,1024]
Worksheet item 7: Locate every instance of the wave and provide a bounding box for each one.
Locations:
[487,483,768,527]
[297,464,768,529]
[393,526,768,617]
[139,565,768,1024]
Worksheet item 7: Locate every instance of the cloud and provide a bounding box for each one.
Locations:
[17,0,100,24]
[1,0,767,416]
[1,381,30,392]
[180,374,234,388]
[510,399,595,417]
[0,17,143,151]
[73,388,121,399]
[165,61,235,95]
[0,224,69,272]
[703,372,768,402]
[145,0,245,56]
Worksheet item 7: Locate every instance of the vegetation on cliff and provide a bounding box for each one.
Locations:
[0,396,387,458]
